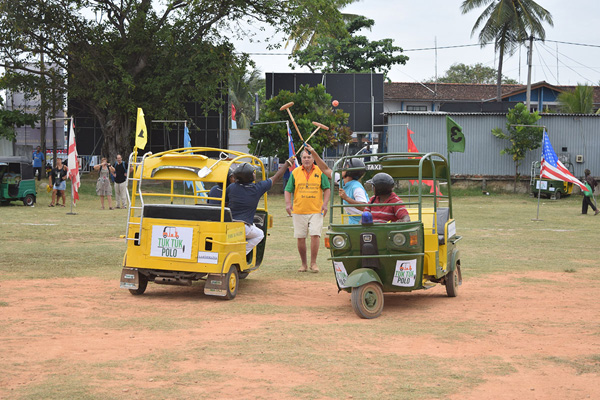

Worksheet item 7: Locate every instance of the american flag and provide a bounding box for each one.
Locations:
[287,125,299,171]
[540,130,588,192]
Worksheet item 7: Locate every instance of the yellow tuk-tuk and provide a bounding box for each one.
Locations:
[119,147,273,299]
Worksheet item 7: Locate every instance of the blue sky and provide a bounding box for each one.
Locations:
[233,0,600,85]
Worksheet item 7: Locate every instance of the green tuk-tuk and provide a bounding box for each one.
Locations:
[325,152,462,319]
[530,161,573,199]
[0,157,37,206]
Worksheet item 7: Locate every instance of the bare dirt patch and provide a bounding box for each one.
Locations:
[1,271,599,399]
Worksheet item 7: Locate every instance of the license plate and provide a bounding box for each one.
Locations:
[120,268,139,290]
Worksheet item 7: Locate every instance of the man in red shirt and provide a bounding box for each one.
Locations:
[365,173,410,223]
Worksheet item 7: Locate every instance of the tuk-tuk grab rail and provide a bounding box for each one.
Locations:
[329,151,451,224]
[205,238,248,246]
[328,252,426,261]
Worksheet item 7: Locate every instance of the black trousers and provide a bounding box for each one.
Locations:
[34,167,42,180]
[582,196,597,214]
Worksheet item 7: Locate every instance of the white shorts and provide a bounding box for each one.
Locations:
[292,213,323,238]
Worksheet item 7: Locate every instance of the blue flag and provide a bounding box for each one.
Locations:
[287,125,299,171]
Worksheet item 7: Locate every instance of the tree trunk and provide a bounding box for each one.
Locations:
[496,41,505,102]
[101,113,132,163]
[514,161,518,193]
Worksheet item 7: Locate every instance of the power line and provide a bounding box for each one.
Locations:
[540,39,600,49]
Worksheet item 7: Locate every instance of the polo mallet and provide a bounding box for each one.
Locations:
[198,152,228,178]
[295,122,329,156]
[280,102,305,143]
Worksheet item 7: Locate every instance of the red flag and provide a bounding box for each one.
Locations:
[231,103,237,121]
[67,120,80,203]
[407,128,442,195]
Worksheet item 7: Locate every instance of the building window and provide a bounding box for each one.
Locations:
[406,105,428,111]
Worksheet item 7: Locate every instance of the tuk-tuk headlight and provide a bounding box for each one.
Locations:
[392,233,406,246]
[331,235,347,249]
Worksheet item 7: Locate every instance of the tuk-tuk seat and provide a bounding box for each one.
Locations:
[143,204,233,222]
[436,207,450,245]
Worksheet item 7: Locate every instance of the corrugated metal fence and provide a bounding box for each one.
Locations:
[386,112,600,178]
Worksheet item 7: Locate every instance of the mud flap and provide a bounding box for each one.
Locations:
[204,274,228,297]
[120,268,139,290]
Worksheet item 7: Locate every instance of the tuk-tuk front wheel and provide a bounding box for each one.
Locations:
[351,282,384,319]
[23,194,35,207]
[224,265,239,300]
[129,273,148,296]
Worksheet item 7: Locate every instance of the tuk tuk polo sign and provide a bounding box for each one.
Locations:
[392,259,417,287]
[150,225,193,259]
[333,261,349,288]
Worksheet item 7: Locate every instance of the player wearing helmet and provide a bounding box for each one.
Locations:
[227,158,292,255]
[365,173,410,223]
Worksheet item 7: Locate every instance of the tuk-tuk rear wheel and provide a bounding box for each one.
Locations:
[224,265,239,300]
[445,265,458,297]
[351,282,384,319]
[23,195,35,206]
[129,274,148,295]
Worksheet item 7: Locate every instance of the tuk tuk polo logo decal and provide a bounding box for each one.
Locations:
[392,259,417,287]
[150,225,194,259]
[333,261,349,288]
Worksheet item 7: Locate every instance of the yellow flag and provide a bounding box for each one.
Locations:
[135,108,148,150]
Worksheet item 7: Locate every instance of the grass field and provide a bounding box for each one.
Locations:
[1,177,599,399]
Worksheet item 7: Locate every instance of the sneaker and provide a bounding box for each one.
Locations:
[298,266,308,272]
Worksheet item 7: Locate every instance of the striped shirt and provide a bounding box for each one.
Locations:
[366,193,409,223]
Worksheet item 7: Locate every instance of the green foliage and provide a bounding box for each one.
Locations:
[229,70,264,129]
[492,103,543,190]
[285,0,359,52]
[461,0,553,100]
[249,84,352,159]
[0,98,38,141]
[557,84,595,114]
[427,63,518,84]
[289,16,408,77]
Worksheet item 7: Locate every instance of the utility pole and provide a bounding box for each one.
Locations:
[526,35,534,111]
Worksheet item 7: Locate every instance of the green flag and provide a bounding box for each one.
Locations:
[446,116,465,153]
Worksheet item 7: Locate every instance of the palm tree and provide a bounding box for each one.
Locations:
[461,0,553,101]
[229,70,264,129]
[557,84,596,114]
[285,0,359,52]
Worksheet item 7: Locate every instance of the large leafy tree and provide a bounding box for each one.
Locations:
[427,62,518,84]
[289,16,408,77]
[557,84,598,114]
[461,0,553,101]
[249,84,352,160]
[492,103,543,191]
[0,0,342,159]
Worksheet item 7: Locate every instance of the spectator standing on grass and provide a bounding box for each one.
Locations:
[94,157,115,210]
[48,158,67,207]
[33,146,45,181]
[112,154,128,209]
[582,169,599,215]
[284,149,331,273]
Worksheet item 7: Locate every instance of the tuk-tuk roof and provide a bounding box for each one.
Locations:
[334,152,450,182]
[0,156,31,165]
[135,147,265,183]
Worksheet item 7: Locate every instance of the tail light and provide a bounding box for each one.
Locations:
[324,237,330,248]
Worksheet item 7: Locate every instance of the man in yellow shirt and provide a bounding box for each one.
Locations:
[284,149,331,273]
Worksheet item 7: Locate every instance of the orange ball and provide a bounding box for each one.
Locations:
[332,100,339,107]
